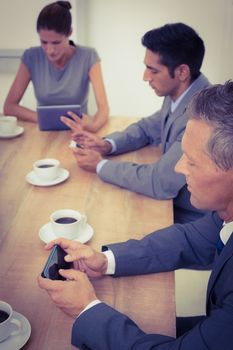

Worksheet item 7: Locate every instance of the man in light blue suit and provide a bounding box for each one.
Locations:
[39,81,233,349]
[62,23,210,223]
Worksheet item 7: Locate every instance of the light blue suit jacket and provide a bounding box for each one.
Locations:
[72,212,233,350]
[99,74,211,223]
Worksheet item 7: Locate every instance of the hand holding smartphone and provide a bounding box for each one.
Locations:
[41,244,73,280]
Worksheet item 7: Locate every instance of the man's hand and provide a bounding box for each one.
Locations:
[38,269,97,318]
[44,238,108,277]
[72,131,111,155]
[61,113,112,155]
[73,148,104,172]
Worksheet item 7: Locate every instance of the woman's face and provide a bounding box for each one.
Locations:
[38,29,71,64]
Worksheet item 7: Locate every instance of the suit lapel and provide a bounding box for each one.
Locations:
[161,74,210,152]
[163,75,204,131]
[161,99,187,151]
[206,233,233,304]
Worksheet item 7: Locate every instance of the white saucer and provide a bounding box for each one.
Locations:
[26,168,69,187]
[39,222,94,244]
[0,311,31,350]
[0,126,24,139]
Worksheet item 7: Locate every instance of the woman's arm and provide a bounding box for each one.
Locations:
[3,63,37,122]
[85,61,109,132]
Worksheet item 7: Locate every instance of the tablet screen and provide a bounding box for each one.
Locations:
[37,104,82,131]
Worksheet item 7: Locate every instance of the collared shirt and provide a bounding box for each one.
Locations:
[220,221,233,244]
[170,82,193,112]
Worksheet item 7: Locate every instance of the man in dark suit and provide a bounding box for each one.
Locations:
[62,22,210,223]
[39,81,233,349]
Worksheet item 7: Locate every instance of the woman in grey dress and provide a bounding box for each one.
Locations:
[4,1,109,132]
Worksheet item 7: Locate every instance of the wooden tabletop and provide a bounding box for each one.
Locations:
[0,117,175,349]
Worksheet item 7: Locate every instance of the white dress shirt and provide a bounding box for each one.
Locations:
[220,221,233,244]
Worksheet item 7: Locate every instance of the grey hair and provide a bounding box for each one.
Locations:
[188,80,233,171]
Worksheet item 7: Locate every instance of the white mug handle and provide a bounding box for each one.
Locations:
[81,214,87,225]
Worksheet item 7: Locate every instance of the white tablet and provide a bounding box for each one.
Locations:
[37,104,82,131]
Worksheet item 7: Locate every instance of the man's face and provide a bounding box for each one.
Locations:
[175,119,233,218]
[143,49,183,101]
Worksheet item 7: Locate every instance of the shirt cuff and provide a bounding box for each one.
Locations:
[104,138,117,153]
[96,159,108,173]
[103,250,116,275]
[77,299,102,318]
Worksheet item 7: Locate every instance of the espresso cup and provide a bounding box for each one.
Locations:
[33,158,60,181]
[0,301,22,342]
[0,116,17,134]
[50,209,87,240]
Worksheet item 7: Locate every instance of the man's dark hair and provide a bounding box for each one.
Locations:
[142,23,205,81]
[36,1,72,36]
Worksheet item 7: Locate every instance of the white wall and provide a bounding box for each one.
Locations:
[85,0,233,116]
[0,0,78,48]
[0,0,78,112]
[1,0,232,116]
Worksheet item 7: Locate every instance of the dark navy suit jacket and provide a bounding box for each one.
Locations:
[71,212,233,349]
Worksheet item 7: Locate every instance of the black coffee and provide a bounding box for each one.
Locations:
[0,310,9,323]
[38,164,54,168]
[55,217,77,224]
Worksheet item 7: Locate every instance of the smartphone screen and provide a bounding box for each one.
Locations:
[41,245,73,280]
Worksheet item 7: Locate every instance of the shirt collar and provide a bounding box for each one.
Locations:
[171,81,194,113]
[220,221,233,244]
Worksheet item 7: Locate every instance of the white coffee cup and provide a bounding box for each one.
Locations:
[0,301,22,342]
[50,209,87,240]
[0,116,17,134]
[33,158,60,181]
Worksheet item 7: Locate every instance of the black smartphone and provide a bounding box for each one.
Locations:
[41,244,73,280]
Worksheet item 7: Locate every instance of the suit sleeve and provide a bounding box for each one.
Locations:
[106,212,222,275]
[72,301,233,350]
[106,111,163,154]
[99,103,186,200]
[99,139,185,199]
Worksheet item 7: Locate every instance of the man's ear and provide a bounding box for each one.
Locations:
[175,64,190,82]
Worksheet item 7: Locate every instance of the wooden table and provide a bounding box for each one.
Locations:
[0,117,175,349]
